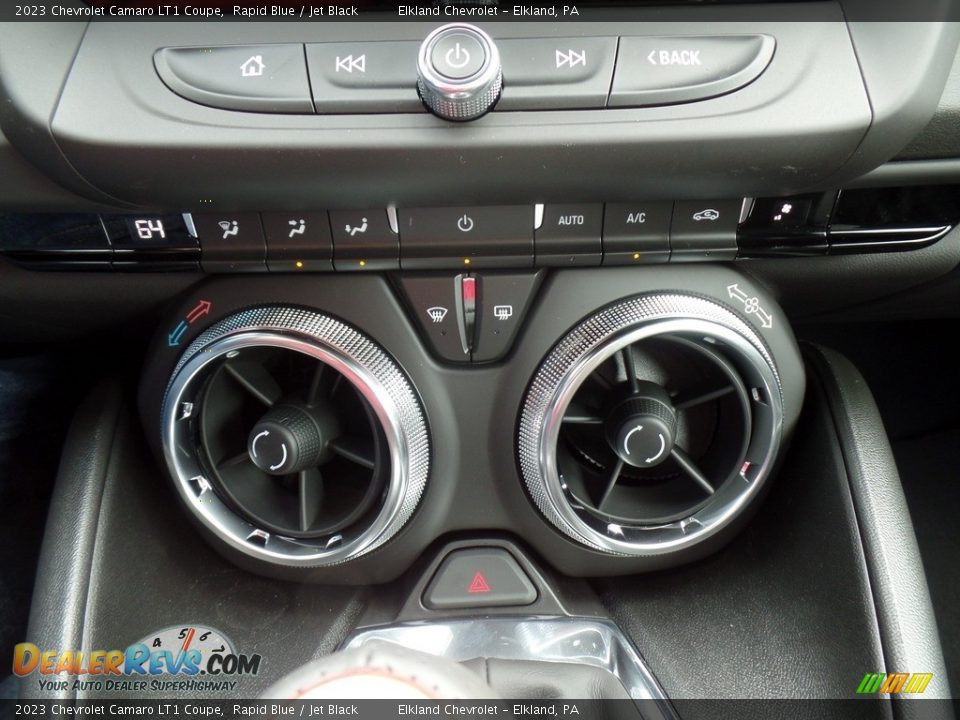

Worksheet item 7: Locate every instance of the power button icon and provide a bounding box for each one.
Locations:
[446,42,471,70]
[430,32,485,79]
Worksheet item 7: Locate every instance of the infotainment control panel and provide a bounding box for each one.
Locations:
[153,32,775,117]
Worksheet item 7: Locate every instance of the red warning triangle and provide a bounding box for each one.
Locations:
[467,571,491,594]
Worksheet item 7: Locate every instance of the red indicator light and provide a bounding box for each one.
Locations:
[467,571,490,594]
[462,276,477,303]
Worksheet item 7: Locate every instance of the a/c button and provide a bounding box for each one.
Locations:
[602,202,672,265]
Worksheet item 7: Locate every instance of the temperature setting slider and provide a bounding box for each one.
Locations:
[400,271,540,364]
[417,24,502,121]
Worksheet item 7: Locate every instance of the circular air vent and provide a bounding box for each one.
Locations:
[518,294,782,556]
[161,307,430,567]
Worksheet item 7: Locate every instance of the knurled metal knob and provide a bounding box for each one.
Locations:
[417,24,502,121]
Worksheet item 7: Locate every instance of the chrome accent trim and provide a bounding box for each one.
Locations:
[161,307,430,567]
[386,206,399,235]
[182,212,198,238]
[534,203,545,231]
[828,225,948,236]
[517,294,783,556]
[739,198,753,224]
[343,617,677,716]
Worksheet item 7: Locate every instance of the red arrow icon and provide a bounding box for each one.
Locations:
[467,571,490,594]
[186,300,212,324]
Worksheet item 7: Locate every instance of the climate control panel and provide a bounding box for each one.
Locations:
[3,186,956,273]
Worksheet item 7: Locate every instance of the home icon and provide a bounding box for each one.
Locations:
[240,55,265,78]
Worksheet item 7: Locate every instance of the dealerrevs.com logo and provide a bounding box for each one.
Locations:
[13,625,262,693]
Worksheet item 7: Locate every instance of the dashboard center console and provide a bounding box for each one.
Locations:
[3,5,958,707]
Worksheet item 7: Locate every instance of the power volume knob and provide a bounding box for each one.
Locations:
[417,24,502,121]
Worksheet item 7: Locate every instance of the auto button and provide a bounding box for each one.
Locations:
[535,203,603,266]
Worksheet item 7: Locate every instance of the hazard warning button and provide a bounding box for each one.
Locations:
[423,548,538,610]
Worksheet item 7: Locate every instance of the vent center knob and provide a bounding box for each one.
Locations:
[605,383,678,468]
[248,404,338,476]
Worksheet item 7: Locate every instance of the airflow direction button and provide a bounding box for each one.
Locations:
[262,212,333,272]
[330,210,398,271]
[194,213,267,272]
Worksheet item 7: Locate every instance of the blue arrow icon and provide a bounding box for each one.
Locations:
[168,321,188,348]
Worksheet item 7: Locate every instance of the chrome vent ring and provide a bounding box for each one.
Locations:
[517,293,783,556]
[161,306,430,567]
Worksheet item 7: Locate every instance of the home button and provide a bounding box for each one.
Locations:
[155,44,314,114]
